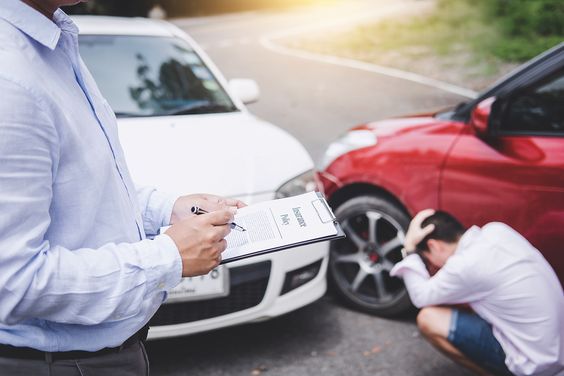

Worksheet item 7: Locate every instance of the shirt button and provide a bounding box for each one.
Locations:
[158,282,165,289]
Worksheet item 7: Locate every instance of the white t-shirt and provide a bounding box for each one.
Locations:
[391,223,564,376]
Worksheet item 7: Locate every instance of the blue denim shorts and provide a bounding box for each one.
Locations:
[448,309,513,375]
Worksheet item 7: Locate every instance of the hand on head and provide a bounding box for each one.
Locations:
[403,209,436,254]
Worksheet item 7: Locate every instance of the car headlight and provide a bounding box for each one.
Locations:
[275,169,321,199]
[319,130,377,170]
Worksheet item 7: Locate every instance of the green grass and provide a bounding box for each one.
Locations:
[333,0,564,63]
[360,1,490,55]
[282,0,563,89]
[478,0,564,61]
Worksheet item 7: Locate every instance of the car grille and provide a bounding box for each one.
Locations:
[149,261,271,326]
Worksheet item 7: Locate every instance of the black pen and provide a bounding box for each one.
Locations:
[190,206,246,232]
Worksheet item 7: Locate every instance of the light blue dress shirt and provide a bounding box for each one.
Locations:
[0,1,182,352]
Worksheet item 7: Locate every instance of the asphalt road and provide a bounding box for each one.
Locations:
[146,296,469,376]
[172,0,470,165]
[146,1,474,375]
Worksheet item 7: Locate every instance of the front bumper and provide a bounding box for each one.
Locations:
[148,241,328,340]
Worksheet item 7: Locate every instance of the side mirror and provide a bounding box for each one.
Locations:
[228,79,260,105]
[470,97,496,136]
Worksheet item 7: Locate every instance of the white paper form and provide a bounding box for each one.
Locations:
[222,191,339,262]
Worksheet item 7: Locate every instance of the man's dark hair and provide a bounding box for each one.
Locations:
[415,211,465,253]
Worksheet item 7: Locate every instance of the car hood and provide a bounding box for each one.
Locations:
[117,112,313,198]
[355,114,440,137]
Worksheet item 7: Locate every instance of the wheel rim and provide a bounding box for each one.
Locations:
[330,208,406,307]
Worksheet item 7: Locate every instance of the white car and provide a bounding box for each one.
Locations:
[73,16,329,339]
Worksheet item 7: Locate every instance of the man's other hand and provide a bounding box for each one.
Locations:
[165,207,236,277]
[170,193,246,225]
[404,209,436,254]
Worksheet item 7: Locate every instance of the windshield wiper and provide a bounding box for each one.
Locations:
[163,101,238,116]
[454,101,468,112]
[114,112,145,118]
[114,101,238,118]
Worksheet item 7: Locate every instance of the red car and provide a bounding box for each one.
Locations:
[320,43,564,316]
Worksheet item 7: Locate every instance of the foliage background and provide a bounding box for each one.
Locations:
[478,0,564,61]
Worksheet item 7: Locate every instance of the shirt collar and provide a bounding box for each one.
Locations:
[456,225,481,252]
[0,1,78,50]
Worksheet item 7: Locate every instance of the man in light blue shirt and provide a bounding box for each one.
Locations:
[0,0,243,374]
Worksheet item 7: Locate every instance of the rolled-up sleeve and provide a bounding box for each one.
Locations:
[0,78,182,326]
[391,254,485,308]
[136,186,178,236]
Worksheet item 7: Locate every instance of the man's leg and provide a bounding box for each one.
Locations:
[417,306,492,375]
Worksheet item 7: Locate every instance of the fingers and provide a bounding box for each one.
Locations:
[166,207,232,277]
[201,207,236,226]
[421,223,435,237]
[404,209,436,251]
[210,240,226,268]
[222,198,247,208]
[200,194,247,209]
[198,231,228,272]
[203,225,230,245]
[412,209,435,227]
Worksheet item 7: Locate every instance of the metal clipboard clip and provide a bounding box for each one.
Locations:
[311,194,336,224]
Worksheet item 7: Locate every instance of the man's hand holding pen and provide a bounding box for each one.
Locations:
[169,193,246,225]
[191,206,246,231]
[165,194,247,277]
[165,207,236,277]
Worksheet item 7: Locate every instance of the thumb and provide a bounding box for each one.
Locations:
[203,207,236,226]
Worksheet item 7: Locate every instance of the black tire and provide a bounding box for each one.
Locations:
[328,194,413,316]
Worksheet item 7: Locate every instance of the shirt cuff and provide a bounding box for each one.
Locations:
[144,190,179,235]
[142,234,182,295]
[390,254,429,279]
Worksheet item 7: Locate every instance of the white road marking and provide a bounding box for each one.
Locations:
[260,40,478,99]
[258,5,478,99]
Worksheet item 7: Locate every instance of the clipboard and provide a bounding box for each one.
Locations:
[220,192,345,264]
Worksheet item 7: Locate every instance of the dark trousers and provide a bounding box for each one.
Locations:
[0,341,149,376]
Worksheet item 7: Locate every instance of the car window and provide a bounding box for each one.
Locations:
[79,35,238,117]
[501,69,564,135]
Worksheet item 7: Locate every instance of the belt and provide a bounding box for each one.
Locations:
[0,325,149,362]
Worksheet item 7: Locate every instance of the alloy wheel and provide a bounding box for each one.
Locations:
[329,197,409,313]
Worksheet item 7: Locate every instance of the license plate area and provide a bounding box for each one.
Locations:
[166,266,229,303]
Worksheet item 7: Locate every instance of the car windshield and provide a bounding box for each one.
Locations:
[79,35,238,117]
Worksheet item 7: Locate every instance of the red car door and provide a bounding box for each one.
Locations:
[440,69,564,280]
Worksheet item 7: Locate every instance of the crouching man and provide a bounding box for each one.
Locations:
[390,210,564,376]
